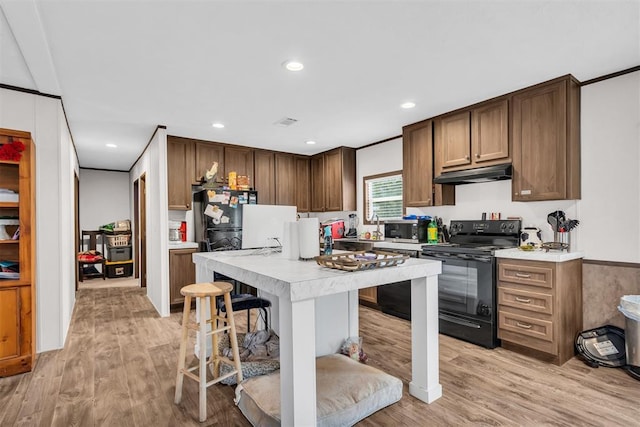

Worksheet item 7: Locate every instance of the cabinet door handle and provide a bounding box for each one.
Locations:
[516,322,532,329]
[465,155,470,161]
[475,153,480,159]
[515,272,531,278]
[515,297,531,303]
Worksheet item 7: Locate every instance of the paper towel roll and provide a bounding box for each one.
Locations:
[298,217,320,259]
[282,221,300,260]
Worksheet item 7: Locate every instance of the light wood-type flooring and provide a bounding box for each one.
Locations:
[1,286,639,426]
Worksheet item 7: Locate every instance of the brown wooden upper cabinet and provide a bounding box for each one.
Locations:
[511,76,580,201]
[167,136,194,210]
[310,147,356,212]
[310,154,325,212]
[254,149,276,205]
[434,98,509,173]
[403,120,455,208]
[275,153,296,206]
[193,141,224,185]
[295,156,310,212]
[224,146,254,183]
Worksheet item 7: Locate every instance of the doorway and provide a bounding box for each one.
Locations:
[74,173,79,290]
[134,178,140,280]
[139,174,147,288]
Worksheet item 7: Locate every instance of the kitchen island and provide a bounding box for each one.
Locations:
[192,250,442,426]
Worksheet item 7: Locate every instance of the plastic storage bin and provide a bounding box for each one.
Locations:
[107,245,131,262]
[106,260,133,278]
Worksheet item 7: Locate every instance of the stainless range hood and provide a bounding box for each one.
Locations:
[433,163,512,185]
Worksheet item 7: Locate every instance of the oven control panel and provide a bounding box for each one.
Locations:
[449,220,521,236]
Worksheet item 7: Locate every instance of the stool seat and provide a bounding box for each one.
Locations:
[175,281,243,422]
[181,282,232,298]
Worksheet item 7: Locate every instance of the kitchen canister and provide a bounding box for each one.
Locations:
[298,218,320,259]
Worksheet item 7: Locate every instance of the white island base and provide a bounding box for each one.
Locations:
[193,250,442,426]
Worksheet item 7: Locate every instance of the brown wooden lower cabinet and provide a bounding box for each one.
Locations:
[359,287,377,305]
[497,257,582,365]
[169,248,197,306]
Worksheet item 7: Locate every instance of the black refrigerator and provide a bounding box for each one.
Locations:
[193,189,258,251]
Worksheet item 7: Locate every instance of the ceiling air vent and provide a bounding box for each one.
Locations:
[273,117,298,127]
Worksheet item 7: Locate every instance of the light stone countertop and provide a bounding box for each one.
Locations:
[494,247,584,262]
[168,241,199,250]
[192,249,441,302]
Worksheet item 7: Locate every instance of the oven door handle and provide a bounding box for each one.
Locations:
[439,313,481,329]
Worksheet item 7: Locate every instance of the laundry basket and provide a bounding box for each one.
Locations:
[106,234,130,247]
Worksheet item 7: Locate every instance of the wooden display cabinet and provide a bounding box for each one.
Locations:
[0,128,35,377]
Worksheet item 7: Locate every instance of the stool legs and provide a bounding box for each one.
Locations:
[174,286,244,423]
[198,296,208,422]
[174,295,192,405]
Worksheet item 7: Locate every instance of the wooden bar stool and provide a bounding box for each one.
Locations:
[174,282,243,422]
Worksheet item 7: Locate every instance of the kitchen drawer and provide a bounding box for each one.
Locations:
[498,286,553,315]
[498,260,553,289]
[499,309,554,344]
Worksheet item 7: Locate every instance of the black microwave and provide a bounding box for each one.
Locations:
[384,219,429,243]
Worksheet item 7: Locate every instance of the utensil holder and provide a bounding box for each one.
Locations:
[553,231,570,252]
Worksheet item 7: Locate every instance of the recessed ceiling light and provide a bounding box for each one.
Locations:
[106,143,117,148]
[212,123,225,129]
[283,60,304,71]
[401,102,416,109]
[305,140,316,145]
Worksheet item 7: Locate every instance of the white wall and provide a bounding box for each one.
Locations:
[355,138,403,235]
[79,169,131,231]
[130,127,170,317]
[0,88,78,352]
[578,71,640,263]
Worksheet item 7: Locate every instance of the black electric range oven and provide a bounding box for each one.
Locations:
[420,219,521,348]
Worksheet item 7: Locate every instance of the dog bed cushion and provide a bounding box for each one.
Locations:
[236,353,402,426]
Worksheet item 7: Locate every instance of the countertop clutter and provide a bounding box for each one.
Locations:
[494,247,584,262]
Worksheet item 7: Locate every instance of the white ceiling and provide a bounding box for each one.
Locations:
[0,1,638,171]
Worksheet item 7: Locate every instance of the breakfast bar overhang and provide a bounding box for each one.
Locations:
[193,250,442,426]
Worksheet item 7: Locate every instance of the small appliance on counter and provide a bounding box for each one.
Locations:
[321,219,345,239]
[345,213,358,238]
[384,218,429,243]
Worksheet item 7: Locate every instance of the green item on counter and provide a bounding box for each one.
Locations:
[427,219,438,244]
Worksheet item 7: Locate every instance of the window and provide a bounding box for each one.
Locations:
[363,171,403,223]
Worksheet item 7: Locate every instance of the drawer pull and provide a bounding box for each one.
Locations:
[515,297,531,303]
[516,322,532,329]
[515,272,531,278]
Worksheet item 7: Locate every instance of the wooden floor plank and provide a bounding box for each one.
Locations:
[2,287,640,427]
